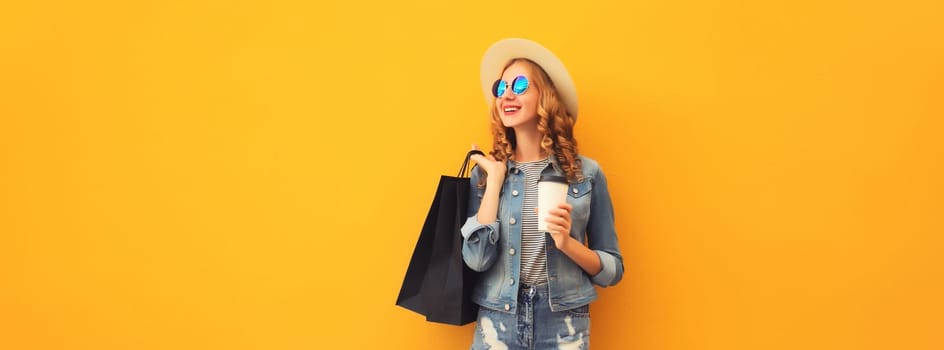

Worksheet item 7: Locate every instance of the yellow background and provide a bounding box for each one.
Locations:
[2,0,942,349]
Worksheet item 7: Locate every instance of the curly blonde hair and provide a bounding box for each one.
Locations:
[484,58,582,184]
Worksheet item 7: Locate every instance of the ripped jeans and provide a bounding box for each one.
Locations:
[470,283,590,350]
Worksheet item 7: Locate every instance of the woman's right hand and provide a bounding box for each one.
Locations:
[470,145,505,226]
[470,145,506,185]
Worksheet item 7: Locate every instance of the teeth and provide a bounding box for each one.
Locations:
[504,107,520,112]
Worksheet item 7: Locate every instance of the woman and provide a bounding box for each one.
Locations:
[461,38,624,350]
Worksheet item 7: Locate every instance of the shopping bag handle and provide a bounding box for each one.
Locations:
[458,150,485,178]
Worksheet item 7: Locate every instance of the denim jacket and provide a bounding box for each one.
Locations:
[460,155,623,313]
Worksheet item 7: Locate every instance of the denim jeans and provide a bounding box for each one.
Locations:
[470,283,590,350]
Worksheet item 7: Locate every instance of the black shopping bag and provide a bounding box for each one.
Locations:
[396,150,483,326]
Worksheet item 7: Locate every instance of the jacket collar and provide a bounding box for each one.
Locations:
[506,153,563,175]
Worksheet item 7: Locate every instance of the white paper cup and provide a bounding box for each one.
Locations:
[537,175,569,233]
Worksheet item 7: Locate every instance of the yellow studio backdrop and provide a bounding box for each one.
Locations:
[1,0,942,349]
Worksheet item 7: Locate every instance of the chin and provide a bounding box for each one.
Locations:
[500,117,520,128]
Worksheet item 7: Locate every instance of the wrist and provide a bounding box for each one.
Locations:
[555,235,572,251]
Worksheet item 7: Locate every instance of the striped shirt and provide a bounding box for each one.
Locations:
[513,157,551,286]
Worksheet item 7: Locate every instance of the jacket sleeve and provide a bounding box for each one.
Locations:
[460,166,500,272]
[587,167,625,287]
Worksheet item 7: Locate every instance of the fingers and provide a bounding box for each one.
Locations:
[545,215,570,232]
[545,214,570,227]
[548,207,572,219]
[470,153,497,166]
[546,224,565,234]
[557,202,573,213]
[470,153,487,165]
[545,204,571,234]
[536,203,571,215]
[545,223,571,238]
[469,147,507,179]
[536,203,571,237]
[470,144,485,163]
[469,144,496,165]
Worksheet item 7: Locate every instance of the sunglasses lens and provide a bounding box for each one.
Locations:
[493,80,507,98]
[512,76,529,95]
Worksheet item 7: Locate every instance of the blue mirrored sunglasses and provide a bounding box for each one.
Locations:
[492,75,529,98]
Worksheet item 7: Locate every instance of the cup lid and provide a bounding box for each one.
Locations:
[538,175,568,183]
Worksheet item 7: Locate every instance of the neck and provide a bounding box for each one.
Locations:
[512,126,547,162]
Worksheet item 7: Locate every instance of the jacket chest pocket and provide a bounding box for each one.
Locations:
[567,180,592,222]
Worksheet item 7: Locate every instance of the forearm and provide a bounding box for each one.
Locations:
[476,178,503,224]
[557,236,602,276]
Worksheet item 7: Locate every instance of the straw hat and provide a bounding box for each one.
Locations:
[479,38,579,119]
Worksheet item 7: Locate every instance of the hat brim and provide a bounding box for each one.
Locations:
[480,38,578,119]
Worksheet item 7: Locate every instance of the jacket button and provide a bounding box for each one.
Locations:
[504,304,510,311]
[508,248,515,255]
[508,279,515,285]
[509,217,517,225]
[512,190,519,196]
[572,187,579,194]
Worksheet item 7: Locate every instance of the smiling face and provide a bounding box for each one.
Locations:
[495,61,541,130]
[485,58,582,180]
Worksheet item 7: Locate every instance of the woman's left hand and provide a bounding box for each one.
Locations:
[544,203,573,250]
